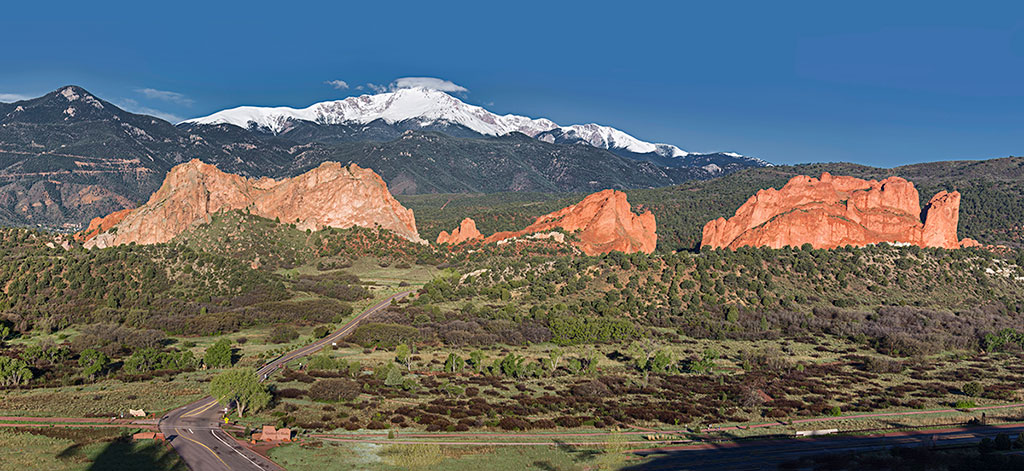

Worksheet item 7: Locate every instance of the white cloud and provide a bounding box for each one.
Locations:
[324,80,349,90]
[366,82,388,93]
[390,77,468,93]
[0,93,33,102]
[135,88,194,106]
[117,98,184,123]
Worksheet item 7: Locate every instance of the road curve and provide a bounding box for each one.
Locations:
[159,289,414,470]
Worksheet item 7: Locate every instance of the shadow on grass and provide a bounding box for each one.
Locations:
[552,438,602,463]
[81,436,186,471]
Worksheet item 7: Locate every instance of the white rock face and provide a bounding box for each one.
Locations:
[183,87,715,160]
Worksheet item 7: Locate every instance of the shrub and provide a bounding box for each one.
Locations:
[268,327,299,344]
[307,353,341,371]
[548,316,638,345]
[556,416,582,427]
[276,388,306,399]
[571,380,611,398]
[532,419,556,429]
[312,325,332,338]
[995,433,1013,451]
[308,378,361,402]
[498,417,531,431]
[962,381,984,397]
[862,356,904,374]
[348,323,419,348]
[204,338,233,368]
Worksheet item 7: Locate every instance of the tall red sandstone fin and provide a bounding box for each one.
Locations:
[81,159,424,248]
[482,189,656,255]
[702,174,965,250]
[921,191,962,249]
[437,218,483,245]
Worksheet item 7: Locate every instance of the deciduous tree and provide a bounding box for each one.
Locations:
[210,368,271,417]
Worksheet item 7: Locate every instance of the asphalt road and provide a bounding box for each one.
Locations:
[254,290,415,380]
[627,424,1024,470]
[159,289,413,470]
[160,397,280,471]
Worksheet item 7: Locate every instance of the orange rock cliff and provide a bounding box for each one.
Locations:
[701,172,974,250]
[80,159,424,248]
[436,218,484,245]
[438,189,656,255]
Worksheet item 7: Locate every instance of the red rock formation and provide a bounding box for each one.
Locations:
[437,218,483,245]
[921,191,962,249]
[483,189,656,255]
[82,159,423,248]
[959,237,981,248]
[702,172,973,250]
[77,208,132,242]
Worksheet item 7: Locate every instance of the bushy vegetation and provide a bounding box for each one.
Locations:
[368,244,1024,358]
[0,227,287,337]
[5,189,1024,445]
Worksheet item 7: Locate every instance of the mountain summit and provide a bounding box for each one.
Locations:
[0,85,768,230]
[182,87,763,166]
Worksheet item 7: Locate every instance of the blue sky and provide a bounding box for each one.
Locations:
[2,0,1022,167]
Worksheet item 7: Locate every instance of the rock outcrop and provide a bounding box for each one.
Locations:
[920,191,962,249]
[482,189,657,255]
[437,218,483,245]
[701,172,974,250]
[78,208,132,242]
[81,159,424,248]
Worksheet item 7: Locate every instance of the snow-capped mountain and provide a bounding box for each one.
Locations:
[181,87,755,164]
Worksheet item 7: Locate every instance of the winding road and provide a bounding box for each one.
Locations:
[159,290,413,470]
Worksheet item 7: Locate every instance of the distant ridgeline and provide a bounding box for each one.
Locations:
[0,86,766,231]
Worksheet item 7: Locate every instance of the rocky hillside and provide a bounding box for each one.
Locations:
[80,159,423,247]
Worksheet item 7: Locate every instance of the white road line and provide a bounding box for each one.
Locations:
[211,429,265,469]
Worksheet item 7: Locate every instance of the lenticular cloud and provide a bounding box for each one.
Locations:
[390,77,468,93]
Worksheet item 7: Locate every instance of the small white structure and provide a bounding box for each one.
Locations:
[128,409,146,417]
[795,429,838,437]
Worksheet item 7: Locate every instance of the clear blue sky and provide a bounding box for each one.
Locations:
[2,0,1022,167]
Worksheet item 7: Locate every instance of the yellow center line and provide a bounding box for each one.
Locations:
[175,427,231,470]
[182,399,220,418]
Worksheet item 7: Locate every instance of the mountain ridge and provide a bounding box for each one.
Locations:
[0,85,762,230]
[180,87,765,168]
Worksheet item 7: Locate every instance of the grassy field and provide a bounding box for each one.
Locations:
[0,428,185,471]
[268,440,645,471]
[0,374,206,418]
